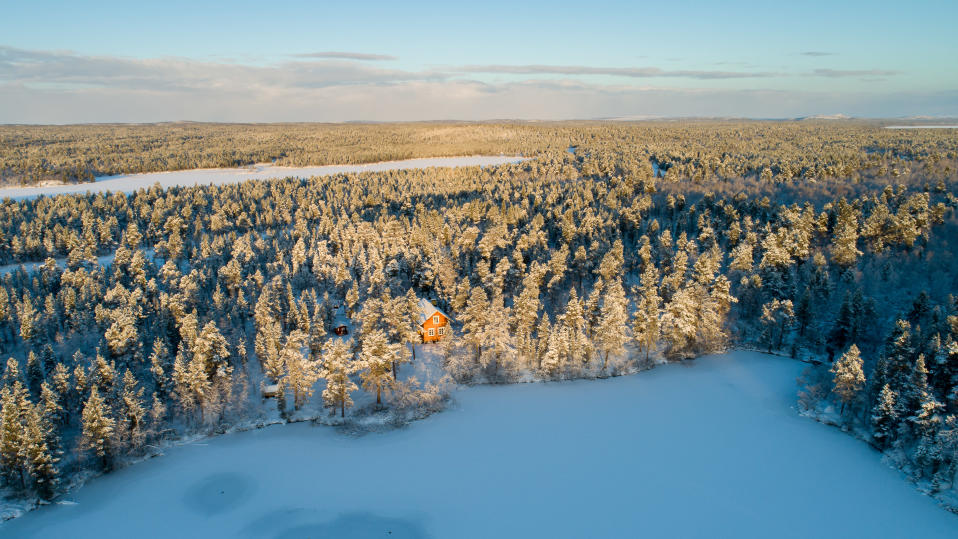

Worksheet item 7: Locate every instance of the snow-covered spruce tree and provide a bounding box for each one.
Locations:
[400,289,421,363]
[596,277,629,373]
[80,386,116,471]
[0,381,30,490]
[539,325,567,380]
[117,370,146,454]
[829,199,862,267]
[149,337,170,398]
[480,291,518,381]
[511,267,543,370]
[319,339,358,418]
[632,261,661,364]
[461,286,490,363]
[281,330,318,410]
[660,285,698,359]
[26,350,44,398]
[910,391,945,479]
[22,402,59,500]
[760,299,794,353]
[871,384,899,450]
[903,354,932,419]
[831,344,866,416]
[561,288,589,371]
[359,329,398,406]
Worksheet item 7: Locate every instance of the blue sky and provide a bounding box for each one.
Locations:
[1,0,956,122]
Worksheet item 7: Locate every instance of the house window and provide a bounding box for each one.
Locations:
[428,328,435,337]
[433,315,440,325]
[438,326,445,336]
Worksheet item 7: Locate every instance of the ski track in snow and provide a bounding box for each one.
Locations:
[3,352,956,538]
[0,156,528,201]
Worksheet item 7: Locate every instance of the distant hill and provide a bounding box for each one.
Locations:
[797,113,852,120]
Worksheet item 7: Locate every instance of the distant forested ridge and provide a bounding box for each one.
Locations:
[0,121,957,512]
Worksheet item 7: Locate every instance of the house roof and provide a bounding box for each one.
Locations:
[417,298,452,325]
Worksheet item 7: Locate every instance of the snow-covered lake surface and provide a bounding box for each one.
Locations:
[884,125,958,129]
[0,156,527,201]
[4,352,956,538]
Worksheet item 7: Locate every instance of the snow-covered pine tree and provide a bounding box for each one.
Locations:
[256,318,284,382]
[80,386,116,470]
[831,344,866,415]
[539,325,567,380]
[171,348,197,418]
[319,339,359,418]
[512,268,543,368]
[632,262,661,363]
[596,277,629,373]
[2,357,20,389]
[359,329,398,406]
[401,289,421,363]
[281,330,318,410]
[585,278,604,340]
[480,291,517,381]
[26,350,44,398]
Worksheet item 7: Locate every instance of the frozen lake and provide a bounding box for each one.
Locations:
[4,352,955,538]
[884,125,958,129]
[0,156,527,201]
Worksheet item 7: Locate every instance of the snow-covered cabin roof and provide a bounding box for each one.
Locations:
[418,298,452,325]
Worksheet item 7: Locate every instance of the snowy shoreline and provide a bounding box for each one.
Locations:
[0,155,530,201]
[4,352,956,538]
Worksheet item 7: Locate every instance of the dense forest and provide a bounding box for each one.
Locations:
[1,120,955,187]
[1,121,957,512]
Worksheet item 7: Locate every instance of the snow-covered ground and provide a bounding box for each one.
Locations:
[0,156,528,201]
[884,125,958,129]
[0,252,122,276]
[4,352,956,538]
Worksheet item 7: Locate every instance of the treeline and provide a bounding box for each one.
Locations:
[0,124,955,507]
[1,121,956,188]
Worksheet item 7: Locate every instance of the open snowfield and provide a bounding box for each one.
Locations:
[0,156,527,201]
[4,352,956,538]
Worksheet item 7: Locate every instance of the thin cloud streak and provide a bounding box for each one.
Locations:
[801,51,836,57]
[0,46,435,91]
[454,64,780,79]
[813,68,901,78]
[291,51,398,61]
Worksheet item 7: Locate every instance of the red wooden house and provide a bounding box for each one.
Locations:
[418,298,451,343]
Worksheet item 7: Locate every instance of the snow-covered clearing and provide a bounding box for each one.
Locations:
[0,252,121,276]
[0,156,528,201]
[4,352,956,538]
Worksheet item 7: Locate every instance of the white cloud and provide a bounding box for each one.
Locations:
[0,47,951,122]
